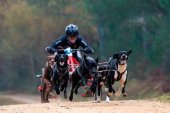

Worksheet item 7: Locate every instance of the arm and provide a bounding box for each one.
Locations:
[79,38,94,54]
[45,36,64,54]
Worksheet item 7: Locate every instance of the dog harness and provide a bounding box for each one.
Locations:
[56,65,69,80]
[116,69,127,81]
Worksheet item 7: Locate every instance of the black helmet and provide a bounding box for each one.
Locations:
[65,24,79,37]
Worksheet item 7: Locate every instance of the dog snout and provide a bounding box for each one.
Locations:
[60,57,64,61]
[121,54,127,60]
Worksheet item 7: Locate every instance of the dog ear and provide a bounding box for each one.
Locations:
[65,54,68,60]
[127,50,132,55]
[47,55,54,60]
[54,54,58,61]
[95,57,99,63]
[113,53,119,59]
[83,55,87,61]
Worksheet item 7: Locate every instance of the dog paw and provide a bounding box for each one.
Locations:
[96,96,101,102]
[105,96,110,103]
[123,93,127,97]
[41,99,46,103]
[56,90,60,95]
[107,92,113,97]
[41,99,49,103]
[74,90,78,94]
[69,96,73,101]
[45,100,49,103]
[115,92,121,96]
[64,94,67,99]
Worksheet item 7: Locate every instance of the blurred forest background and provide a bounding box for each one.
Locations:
[0,0,170,98]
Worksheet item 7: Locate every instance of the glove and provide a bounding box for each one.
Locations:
[84,47,93,53]
[46,47,56,54]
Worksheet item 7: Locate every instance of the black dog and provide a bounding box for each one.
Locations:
[90,63,109,102]
[91,50,132,102]
[69,55,98,101]
[105,50,132,102]
[53,54,69,98]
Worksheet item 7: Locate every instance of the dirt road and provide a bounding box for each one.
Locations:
[0,95,170,113]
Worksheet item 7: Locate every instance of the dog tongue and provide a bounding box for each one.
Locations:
[60,62,65,65]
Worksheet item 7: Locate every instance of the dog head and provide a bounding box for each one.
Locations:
[113,50,132,65]
[83,55,98,76]
[55,54,68,67]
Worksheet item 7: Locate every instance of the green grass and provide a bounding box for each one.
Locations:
[155,93,170,102]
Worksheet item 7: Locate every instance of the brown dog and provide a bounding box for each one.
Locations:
[41,55,55,103]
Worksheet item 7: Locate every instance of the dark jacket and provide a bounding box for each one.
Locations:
[46,35,94,54]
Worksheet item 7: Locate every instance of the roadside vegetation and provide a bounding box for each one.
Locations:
[0,0,170,99]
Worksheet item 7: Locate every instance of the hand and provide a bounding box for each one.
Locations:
[84,47,92,53]
[46,47,56,54]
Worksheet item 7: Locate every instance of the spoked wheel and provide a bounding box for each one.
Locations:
[82,90,93,97]
[81,80,93,97]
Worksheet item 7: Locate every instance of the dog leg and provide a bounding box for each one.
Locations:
[45,83,52,103]
[64,87,67,99]
[104,88,111,102]
[41,83,46,103]
[106,95,110,103]
[96,84,102,102]
[45,93,49,103]
[107,71,115,95]
[54,82,60,95]
[122,78,127,97]
[74,81,81,94]
[69,85,76,101]
[96,96,101,102]
[63,78,69,99]
[53,66,60,95]
[115,82,124,96]
[115,71,127,96]
[90,79,97,94]
[60,84,64,92]
[115,90,121,96]
[69,79,78,101]
[43,84,50,103]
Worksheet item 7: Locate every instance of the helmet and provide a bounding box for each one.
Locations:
[65,24,79,37]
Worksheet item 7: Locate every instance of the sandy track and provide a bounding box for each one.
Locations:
[0,99,170,113]
[0,94,40,104]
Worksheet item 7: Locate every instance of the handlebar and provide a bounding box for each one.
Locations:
[70,49,85,52]
[36,74,43,78]
[55,49,85,52]
[54,47,85,54]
